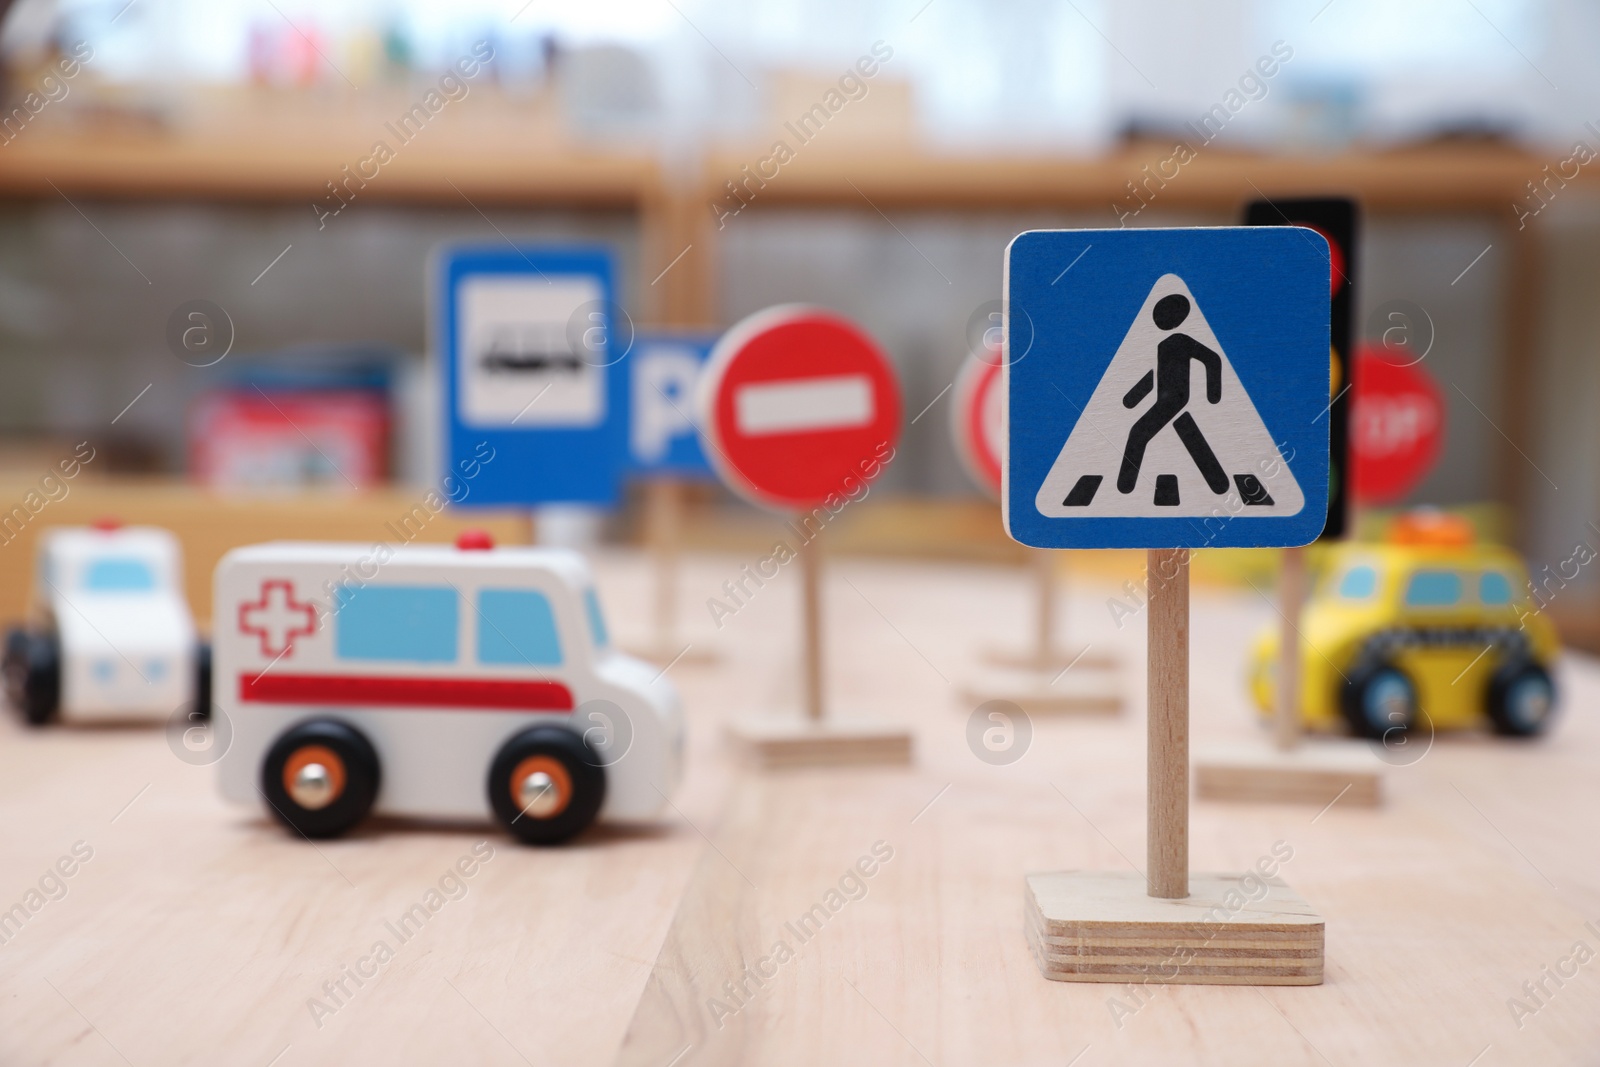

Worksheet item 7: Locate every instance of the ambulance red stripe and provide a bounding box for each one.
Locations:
[239,673,574,711]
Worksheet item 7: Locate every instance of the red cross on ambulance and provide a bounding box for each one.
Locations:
[239,580,319,658]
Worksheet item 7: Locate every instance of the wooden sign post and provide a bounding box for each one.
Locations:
[696,306,912,767]
[1146,548,1189,899]
[1274,544,1307,754]
[1195,198,1383,808]
[1005,226,1330,984]
[949,349,1122,714]
[636,479,716,666]
[624,332,723,666]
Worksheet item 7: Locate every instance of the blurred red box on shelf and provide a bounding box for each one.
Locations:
[189,389,389,491]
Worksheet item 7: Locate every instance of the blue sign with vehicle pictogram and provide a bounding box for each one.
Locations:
[435,244,626,505]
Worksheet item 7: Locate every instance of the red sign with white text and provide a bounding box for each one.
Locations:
[1351,346,1444,504]
[697,306,901,510]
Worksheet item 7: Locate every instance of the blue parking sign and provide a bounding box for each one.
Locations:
[625,331,718,479]
[436,244,625,506]
[1003,227,1330,549]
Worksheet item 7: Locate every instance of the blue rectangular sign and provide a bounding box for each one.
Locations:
[436,244,625,506]
[1002,227,1330,549]
[624,331,719,480]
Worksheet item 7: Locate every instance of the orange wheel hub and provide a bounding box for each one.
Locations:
[510,755,572,819]
[283,744,347,810]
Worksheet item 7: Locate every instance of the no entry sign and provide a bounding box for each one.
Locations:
[952,346,1004,498]
[1351,345,1444,504]
[696,306,901,510]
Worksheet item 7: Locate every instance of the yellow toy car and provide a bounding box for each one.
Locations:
[1249,514,1559,739]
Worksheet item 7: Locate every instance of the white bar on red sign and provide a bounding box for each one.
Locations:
[734,375,874,436]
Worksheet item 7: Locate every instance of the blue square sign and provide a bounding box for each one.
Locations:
[436,244,625,506]
[1003,227,1330,549]
[625,331,719,480]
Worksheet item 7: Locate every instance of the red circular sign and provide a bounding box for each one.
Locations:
[697,306,902,510]
[951,346,1003,498]
[1351,346,1444,505]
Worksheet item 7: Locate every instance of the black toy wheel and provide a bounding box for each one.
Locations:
[1342,662,1417,741]
[487,726,606,846]
[260,719,381,838]
[193,642,213,721]
[3,629,59,726]
[1487,662,1555,737]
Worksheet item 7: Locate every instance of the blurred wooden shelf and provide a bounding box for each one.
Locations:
[700,142,1570,212]
[0,90,659,207]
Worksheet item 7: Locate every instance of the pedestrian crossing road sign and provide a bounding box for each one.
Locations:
[1003,227,1330,549]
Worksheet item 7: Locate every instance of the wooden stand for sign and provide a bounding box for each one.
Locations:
[964,549,1125,715]
[1025,551,1325,985]
[1194,545,1383,806]
[725,527,913,767]
[1025,870,1325,984]
[625,480,719,666]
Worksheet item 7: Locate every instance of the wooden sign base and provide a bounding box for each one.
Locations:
[983,645,1119,673]
[1024,870,1324,985]
[958,668,1124,715]
[1194,738,1383,807]
[724,714,912,768]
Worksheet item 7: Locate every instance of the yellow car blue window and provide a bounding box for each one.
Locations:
[1404,570,1461,607]
[1337,566,1377,600]
[1479,571,1513,605]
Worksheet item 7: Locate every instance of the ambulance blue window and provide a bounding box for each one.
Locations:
[1479,571,1513,605]
[335,585,457,662]
[84,558,155,592]
[1404,570,1461,608]
[584,588,609,647]
[478,589,563,666]
[1336,565,1377,600]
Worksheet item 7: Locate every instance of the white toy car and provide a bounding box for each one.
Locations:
[4,523,207,726]
[212,533,685,845]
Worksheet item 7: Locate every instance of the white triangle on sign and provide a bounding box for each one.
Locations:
[1034,273,1304,519]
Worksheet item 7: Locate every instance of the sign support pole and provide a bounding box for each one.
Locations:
[1274,545,1307,753]
[647,479,682,655]
[1147,548,1189,899]
[1032,548,1056,667]
[799,522,825,723]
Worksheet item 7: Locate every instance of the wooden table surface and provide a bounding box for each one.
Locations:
[2,550,1596,1066]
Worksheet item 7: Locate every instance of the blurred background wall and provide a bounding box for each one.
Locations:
[0,0,1595,604]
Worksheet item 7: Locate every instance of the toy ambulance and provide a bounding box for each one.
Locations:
[3,523,207,725]
[1249,512,1559,739]
[213,532,684,844]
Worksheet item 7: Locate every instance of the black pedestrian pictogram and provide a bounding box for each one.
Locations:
[1034,273,1304,520]
[1117,294,1229,501]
